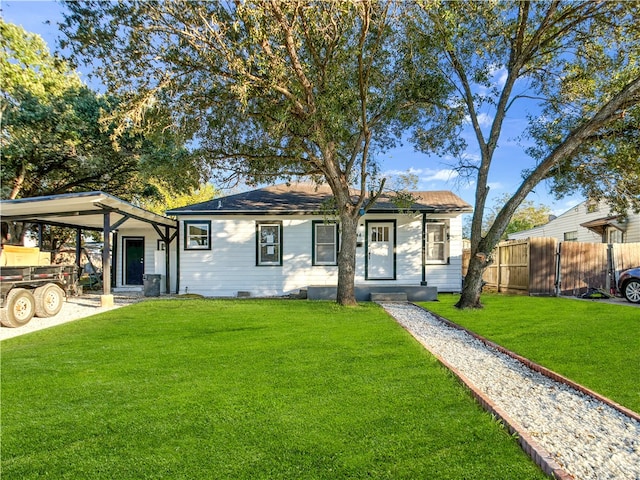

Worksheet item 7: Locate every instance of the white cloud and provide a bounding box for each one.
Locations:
[382,167,460,183]
[492,67,508,88]
[477,113,493,128]
[463,112,494,129]
[424,169,459,182]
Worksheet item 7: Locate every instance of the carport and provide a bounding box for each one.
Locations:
[0,191,178,302]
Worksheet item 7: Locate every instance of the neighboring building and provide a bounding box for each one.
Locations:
[167,183,472,298]
[508,199,640,243]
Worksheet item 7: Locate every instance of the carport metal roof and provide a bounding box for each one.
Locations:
[0,191,177,231]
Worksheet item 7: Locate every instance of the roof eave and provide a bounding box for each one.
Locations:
[169,207,473,216]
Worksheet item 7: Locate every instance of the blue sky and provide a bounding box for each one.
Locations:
[3,0,584,216]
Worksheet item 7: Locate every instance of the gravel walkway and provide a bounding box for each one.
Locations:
[381,302,640,480]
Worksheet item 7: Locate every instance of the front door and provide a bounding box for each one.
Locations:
[124,237,144,285]
[366,222,395,279]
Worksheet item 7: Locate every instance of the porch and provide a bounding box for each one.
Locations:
[306,284,437,302]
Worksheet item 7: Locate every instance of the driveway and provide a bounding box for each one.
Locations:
[0,293,141,341]
[567,295,640,308]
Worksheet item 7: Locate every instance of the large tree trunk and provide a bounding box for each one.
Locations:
[456,252,489,309]
[336,212,359,306]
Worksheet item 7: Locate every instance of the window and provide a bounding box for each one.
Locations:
[425,222,447,263]
[564,231,578,242]
[313,221,338,265]
[370,225,390,242]
[184,221,211,250]
[607,228,623,244]
[586,200,599,213]
[256,221,282,265]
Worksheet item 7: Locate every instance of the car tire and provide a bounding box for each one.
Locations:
[623,279,640,304]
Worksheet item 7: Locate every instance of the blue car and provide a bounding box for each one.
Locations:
[618,267,640,304]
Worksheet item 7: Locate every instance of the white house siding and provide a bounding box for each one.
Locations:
[509,200,640,244]
[178,213,464,297]
[434,214,465,292]
[116,226,177,293]
[179,216,338,297]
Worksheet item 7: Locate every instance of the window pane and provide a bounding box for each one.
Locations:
[316,245,335,263]
[427,224,444,242]
[316,225,335,243]
[427,243,444,261]
[260,225,279,244]
[260,244,279,263]
[371,226,390,242]
[188,225,208,237]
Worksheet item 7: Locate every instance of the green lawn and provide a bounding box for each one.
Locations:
[420,294,640,414]
[1,299,547,479]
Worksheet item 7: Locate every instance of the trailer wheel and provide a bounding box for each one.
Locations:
[0,288,36,328]
[34,283,65,318]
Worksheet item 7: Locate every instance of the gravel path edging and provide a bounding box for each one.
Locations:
[380,302,640,480]
[395,304,571,479]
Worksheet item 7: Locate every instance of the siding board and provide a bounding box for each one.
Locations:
[177,214,465,297]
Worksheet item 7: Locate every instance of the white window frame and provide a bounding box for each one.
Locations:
[184,221,211,250]
[313,221,338,266]
[425,221,448,264]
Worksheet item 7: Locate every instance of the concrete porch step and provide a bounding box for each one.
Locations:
[370,292,408,302]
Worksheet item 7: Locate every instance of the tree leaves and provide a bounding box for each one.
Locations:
[1,19,204,202]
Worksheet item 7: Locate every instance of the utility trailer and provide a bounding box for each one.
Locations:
[0,246,80,328]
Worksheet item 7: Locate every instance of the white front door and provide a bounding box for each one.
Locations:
[367,222,395,279]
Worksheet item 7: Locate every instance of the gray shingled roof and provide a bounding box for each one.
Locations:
[166,183,472,215]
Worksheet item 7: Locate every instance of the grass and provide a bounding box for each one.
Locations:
[420,294,640,414]
[1,299,548,479]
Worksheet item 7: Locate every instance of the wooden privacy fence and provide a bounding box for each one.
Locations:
[462,239,640,296]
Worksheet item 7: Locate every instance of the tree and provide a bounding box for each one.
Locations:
[138,183,218,216]
[0,19,82,107]
[408,1,640,308]
[483,194,552,241]
[1,19,205,202]
[61,0,451,305]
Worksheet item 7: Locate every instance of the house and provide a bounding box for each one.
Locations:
[508,199,640,244]
[166,183,472,300]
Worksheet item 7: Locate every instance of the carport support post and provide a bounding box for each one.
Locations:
[101,212,114,307]
[164,225,171,295]
[75,229,82,269]
[421,213,427,286]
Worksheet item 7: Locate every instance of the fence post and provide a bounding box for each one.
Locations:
[555,242,562,297]
[496,244,501,293]
[607,244,613,294]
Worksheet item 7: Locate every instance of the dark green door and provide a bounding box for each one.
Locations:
[124,237,144,285]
